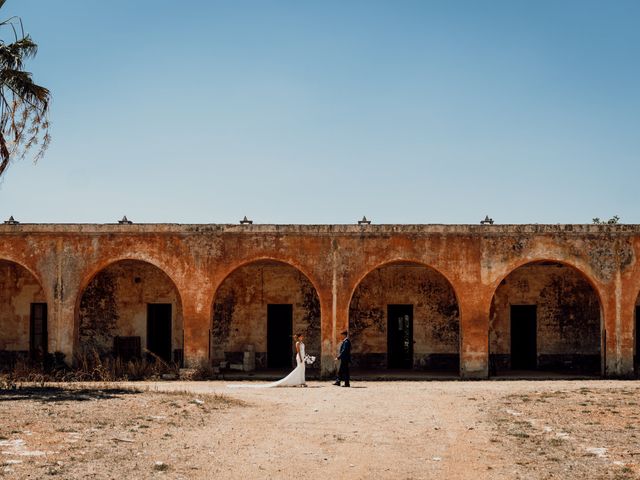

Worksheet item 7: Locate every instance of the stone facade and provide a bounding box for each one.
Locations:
[1,223,640,378]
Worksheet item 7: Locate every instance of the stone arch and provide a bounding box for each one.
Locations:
[489,259,603,376]
[0,259,48,366]
[76,259,184,364]
[211,259,322,372]
[347,260,461,373]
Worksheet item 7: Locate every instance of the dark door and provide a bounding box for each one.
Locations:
[633,307,640,373]
[147,304,172,363]
[29,303,47,360]
[388,304,413,369]
[511,305,537,370]
[267,304,293,368]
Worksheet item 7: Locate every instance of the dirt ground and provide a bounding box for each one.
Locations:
[1,380,640,479]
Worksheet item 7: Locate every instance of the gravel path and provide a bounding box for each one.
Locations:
[2,380,640,479]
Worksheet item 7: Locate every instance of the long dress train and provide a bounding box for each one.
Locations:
[228,342,312,388]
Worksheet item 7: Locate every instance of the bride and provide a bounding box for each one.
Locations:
[229,333,315,388]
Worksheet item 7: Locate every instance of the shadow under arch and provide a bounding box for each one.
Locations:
[75,258,185,365]
[347,259,461,374]
[346,259,462,312]
[489,257,605,308]
[210,258,322,372]
[632,290,640,376]
[0,258,48,364]
[212,255,324,305]
[488,259,603,377]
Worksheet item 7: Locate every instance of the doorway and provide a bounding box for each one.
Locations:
[267,304,293,368]
[388,304,413,369]
[147,303,172,363]
[29,303,47,361]
[633,306,640,374]
[511,305,537,370]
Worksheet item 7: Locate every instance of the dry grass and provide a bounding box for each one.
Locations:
[0,386,244,479]
[0,349,181,387]
[491,386,640,479]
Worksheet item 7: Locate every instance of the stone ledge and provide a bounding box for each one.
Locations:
[1,223,640,235]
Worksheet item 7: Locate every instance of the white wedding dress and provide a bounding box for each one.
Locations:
[229,342,314,388]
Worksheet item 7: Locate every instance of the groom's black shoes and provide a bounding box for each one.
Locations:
[333,381,341,386]
[342,383,350,387]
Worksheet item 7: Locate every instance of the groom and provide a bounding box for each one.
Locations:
[333,330,351,387]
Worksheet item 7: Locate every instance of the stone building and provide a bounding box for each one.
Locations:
[1,222,639,378]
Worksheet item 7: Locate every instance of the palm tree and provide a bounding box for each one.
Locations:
[0,0,50,178]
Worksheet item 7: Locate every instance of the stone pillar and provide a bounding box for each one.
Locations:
[53,297,77,365]
[601,275,635,378]
[47,239,80,365]
[183,305,210,368]
[320,293,337,378]
[458,290,491,379]
[320,240,344,378]
[180,275,214,368]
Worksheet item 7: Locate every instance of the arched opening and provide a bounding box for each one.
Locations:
[78,260,184,365]
[489,261,602,377]
[0,260,47,368]
[348,262,460,375]
[211,260,320,374]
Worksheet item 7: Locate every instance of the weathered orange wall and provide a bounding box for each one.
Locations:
[1,223,639,378]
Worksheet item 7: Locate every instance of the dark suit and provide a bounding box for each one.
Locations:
[336,337,351,386]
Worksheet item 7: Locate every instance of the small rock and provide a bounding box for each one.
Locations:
[585,447,607,458]
[192,399,205,405]
[432,457,442,461]
[153,461,169,471]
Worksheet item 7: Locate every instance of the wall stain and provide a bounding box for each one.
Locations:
[79,271,118,354]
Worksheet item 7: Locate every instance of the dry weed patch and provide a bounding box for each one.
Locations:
[0,385,244,478]
[491,386,640,479]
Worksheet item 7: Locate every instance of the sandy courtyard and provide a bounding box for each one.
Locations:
[1,380,640,479]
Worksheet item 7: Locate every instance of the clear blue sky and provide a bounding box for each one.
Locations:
[0,0,638,224]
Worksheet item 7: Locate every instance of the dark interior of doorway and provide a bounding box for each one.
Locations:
[511,305,537,370]
[267,304,293,369]
[636,306,640,375]
[29,303,48,361]
[388,304,413,369]
[147,303,172,363]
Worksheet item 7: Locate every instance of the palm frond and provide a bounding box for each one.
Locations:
[0,16,24,42]
[0,36,38,69]
[0,10,50,177]
[0,68,50,111]
[0,131,9,177]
